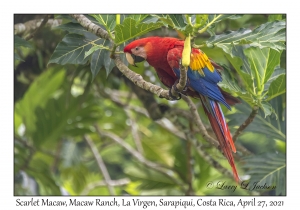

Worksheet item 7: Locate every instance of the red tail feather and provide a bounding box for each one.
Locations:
[199,95,240,183]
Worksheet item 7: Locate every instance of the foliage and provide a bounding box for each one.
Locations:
[14,14,286,196]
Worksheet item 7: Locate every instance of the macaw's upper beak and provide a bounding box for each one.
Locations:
[125,53,145,67]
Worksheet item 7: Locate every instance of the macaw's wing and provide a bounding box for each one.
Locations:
[167,48,230,109]
[153,67,177,88]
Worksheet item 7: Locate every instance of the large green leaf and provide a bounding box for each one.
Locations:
[14,52,23,61]
[227,102,286,141]
[207,14,243,25]
[32,93,101,148]
[260,101,275,118]
[90,14,116,32]
[114,18,163,45]
[167,15,186,30]
[27,154,61,195]
[264,67,285,89]
[154,14,193,36]
[205,20,286,54]
[15,67,65,135]
[48,33,102,65]
[267,74,286,101]
[268,14,283,22]
[244,47,282,92]
[87,39,113,79]
[61,164,89,194]
[242,153,286,195]
[14,35,33,49]
[219,65,256,106]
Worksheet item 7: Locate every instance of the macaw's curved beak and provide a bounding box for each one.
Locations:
[125,53,145,67]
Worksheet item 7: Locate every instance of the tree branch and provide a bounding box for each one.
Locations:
[25,15,49,41]
[181,95,219,146]
[81,178,130,195]
[114,55,173,100]
[113,67,169,120]
[94,125,186,191]
[84,135,115,195]
[186,132,234,179]
[163,109,235,180]
[14,18,62,35]
[70,14,110,40]
[185,125,194,195]
[125,109,144,154]
[233,106,259,142]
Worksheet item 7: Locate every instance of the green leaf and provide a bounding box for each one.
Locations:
[243,153,286,195]
[155,14,192,36]
[218,65,256,106]
[167,15,186,30]
[268,14,282,22]
[32,93,101,147]
[14,52,23,61]
[207,14,243,24]
[90,14,116,32]
[224,46,256,97]
[48,33,102,65]
[267,74,286,101]
[192,14,208,28]
[61,140,83,167]
[90,39,113,78]
[27,154,61,195]
[260,101,275,118]
[84,45,103,59]
[61,164,89,194]
[54,22,87,35]
[114,18,163,45]
[15,67,65,135]
[227,102,286,141]
[14,35,33,49]
[205,20,286,53]
[127,15,158,24]
[264,67,285,89]
[244,47,282,93]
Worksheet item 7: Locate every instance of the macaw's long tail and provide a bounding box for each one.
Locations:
[199,95,240,183]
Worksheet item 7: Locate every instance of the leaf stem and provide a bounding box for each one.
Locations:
[198,14,222,34]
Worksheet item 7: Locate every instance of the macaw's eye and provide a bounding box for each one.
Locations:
[135,47,139,51]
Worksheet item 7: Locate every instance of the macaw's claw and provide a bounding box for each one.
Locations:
[169,87,181,100]
[168,79,188,100]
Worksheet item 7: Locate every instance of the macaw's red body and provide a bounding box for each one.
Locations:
[124,37,240,182]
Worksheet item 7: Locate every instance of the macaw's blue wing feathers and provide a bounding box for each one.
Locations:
[187,67,231,110]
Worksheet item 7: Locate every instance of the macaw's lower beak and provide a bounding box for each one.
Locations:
[125,53,145,67]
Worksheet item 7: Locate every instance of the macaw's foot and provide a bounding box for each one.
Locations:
[169,88,181,100]
[169,79,188,100]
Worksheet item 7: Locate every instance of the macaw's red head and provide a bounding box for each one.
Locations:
[124,37,180,67]
[123,37,154,67]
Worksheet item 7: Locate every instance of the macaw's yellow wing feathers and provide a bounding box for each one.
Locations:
[190,49,214,75]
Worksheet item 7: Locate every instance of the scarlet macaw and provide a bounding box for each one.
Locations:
[124,37,240,182]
